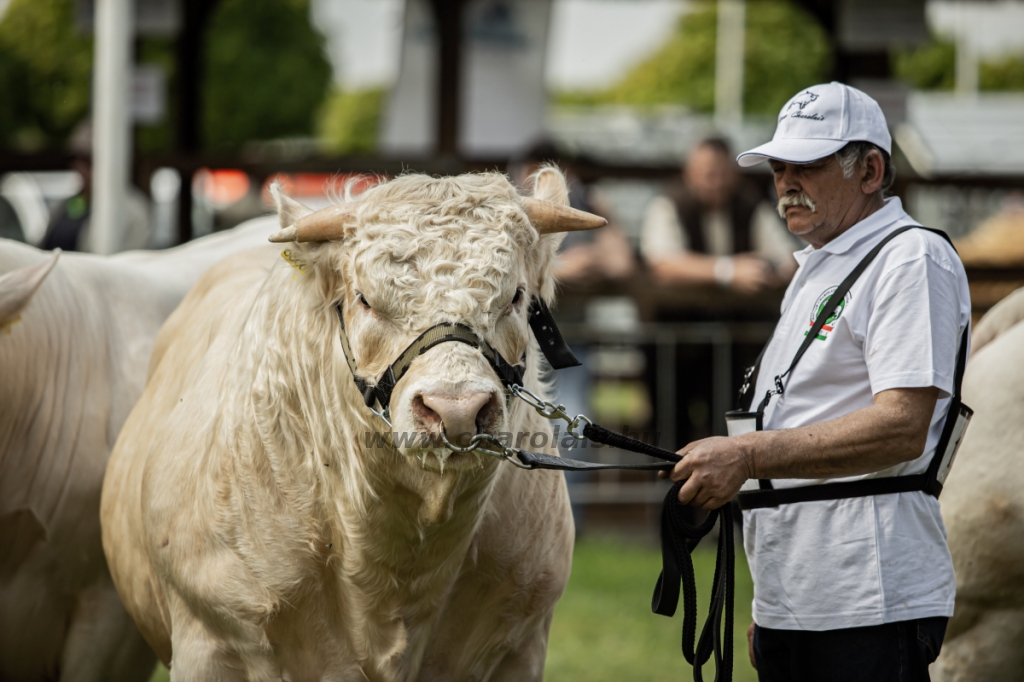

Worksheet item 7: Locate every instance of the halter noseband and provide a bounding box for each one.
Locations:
[335,297,579,422]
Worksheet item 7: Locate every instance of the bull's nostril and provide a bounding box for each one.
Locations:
[412,394,442,428]
[419,391,497,444]
[475,392,501,433]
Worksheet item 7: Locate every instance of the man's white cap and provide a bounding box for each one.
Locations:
[736,82,891,167]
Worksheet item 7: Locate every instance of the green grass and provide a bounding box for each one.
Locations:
[150,536,756,682]
[545,535,757,682]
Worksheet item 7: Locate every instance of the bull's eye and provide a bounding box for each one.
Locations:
[510,288,523,306]
[356,293,372,310]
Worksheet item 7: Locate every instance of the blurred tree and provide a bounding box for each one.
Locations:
[202,0,332,151]
[981,54,1024,91]
[892,41,956,90]
[136,38,177,155]
[556,0,832,117]
[0,0,92,150]
[317,88,383,155]
[893,41,1024,92]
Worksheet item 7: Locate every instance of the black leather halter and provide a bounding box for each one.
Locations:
[335,297,579,414]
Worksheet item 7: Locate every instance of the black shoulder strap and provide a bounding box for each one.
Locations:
[737,226,969,509]
[738,226,954,412]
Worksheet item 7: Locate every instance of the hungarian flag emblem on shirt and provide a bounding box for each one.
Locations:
[807,286,849,341]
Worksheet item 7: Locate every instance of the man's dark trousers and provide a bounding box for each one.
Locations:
[753,617,947,682]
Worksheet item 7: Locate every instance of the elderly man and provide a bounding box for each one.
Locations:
[665,82,970,680]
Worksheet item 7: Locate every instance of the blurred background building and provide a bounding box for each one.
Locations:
[1,0,1023,534]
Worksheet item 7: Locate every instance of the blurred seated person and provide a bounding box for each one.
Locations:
[43,121,151,252]
[641,136,797,293]
[510,140,634,286]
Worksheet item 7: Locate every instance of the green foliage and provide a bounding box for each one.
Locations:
[743,1,833,115]
[135,38,177,155]
[981,53,1024,91]
[893,40,1024,92]
[317,87,384,155]
[604,4,717,110]
[0,0,93,150]
[892,40,956,90]
[545,536,757,682]
[202,0,332,151]
[559,1,832,117]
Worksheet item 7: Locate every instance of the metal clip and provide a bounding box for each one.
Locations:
[369,404,392,428]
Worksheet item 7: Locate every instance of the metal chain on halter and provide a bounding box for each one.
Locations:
[433,385,591,470]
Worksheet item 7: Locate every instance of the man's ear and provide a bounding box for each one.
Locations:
[861,149,886,195]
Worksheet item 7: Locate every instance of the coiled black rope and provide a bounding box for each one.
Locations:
[571,424,736,682]
[651,483,734,682]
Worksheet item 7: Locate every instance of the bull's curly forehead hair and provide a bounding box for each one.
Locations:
[300,171,561,333]
[352,172,536,247]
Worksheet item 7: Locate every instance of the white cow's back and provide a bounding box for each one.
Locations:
[0,219,275,682]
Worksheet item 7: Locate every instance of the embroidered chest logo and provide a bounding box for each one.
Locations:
[806,286,850,341]
[784,90,824,121]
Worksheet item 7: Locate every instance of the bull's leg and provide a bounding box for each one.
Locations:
[486,616,552,682]
[59,574,157,682]
[931,604,1024,682]
[168,600,282,682]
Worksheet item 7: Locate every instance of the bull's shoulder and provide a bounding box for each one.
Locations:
[147,246,277,378]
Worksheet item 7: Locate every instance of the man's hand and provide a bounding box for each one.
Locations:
[730,255,778,294]
[659,436,754,509]
[747,621,757,669]
[553,246,600,284]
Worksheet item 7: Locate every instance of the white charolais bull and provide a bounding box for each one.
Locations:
[931,290,1024,681]
[0,220,276,682]
[101,169,599,681]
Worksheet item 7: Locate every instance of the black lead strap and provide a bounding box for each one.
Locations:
[515,425,734,682]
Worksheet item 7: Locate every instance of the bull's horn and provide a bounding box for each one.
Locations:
[520,197,607,234]
[268,203,361,243]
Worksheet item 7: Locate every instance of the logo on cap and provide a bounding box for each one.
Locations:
[784,90,824,121]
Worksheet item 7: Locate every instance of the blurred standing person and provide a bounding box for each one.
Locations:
[641,136,797,292]
[43,121,151,252]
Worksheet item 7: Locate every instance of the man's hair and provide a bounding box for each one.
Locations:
[835,141,895,196]
[694,135,733,158]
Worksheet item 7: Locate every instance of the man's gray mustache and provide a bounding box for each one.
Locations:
[777,193,818,218]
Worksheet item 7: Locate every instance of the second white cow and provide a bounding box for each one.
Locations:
[0,219,276,682]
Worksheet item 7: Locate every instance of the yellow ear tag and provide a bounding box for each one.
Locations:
[281,249,307,276]
[1,314,21,334]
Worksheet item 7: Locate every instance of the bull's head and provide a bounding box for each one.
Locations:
[269,169,604,472]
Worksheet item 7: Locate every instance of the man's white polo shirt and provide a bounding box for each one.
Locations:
[744,197,970,631]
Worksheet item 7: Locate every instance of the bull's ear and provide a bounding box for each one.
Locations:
[270,182,313,230]
[0,249,59,333]
[531,165,570,206]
